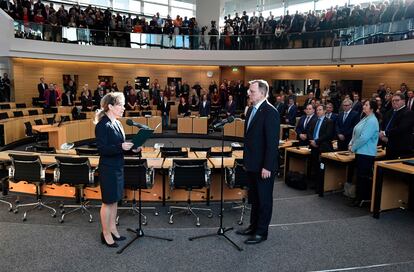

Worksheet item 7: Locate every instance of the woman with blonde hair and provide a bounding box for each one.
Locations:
[95,92,135,247]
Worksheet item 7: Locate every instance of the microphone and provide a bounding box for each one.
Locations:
[213,116,235,129]
[126,119,151,130]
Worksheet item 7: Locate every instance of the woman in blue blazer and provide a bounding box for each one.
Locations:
[348,99,379,206]
[95,92,135,247]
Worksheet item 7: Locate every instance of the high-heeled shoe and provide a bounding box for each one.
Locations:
[111,233,126,241]
[101,232,119,248]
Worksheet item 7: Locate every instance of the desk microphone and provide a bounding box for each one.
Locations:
[213,116,235,129]
[126,119,151,130]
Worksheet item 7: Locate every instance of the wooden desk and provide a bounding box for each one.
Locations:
[147,116,162,133]
[177,117,193,134]
[371,158,414,219]
[192,117,208,134]
[223,121,236,137]
[320,149,386,197]
[284,147,312,183]
[32,124,67,150]
[235,119,245,138]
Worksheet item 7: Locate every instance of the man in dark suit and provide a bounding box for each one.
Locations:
[336,98,359,151]
[198,94,210,117]
[225,95,237,116]
[351,93,363,115]
[406,90,414,111]
[237,79,279,245]
[158,91,170,128]
[295,104,316,146]
[37,77,48,99]
[380,93,414,159]
[274,95,286,123]
[303,92,314,108]
[308,105,334,193]
[325,102,338,125]
[285,97,297,126]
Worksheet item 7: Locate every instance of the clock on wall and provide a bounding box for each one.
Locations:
[206,71,213,78]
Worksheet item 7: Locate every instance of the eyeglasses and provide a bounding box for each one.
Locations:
[343,104,351,106]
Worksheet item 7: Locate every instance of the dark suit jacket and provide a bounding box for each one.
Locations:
[407,97,414,111]
[159,100,170,115]
[199,101,211,117]
[336,110,360,141]
[95,115,125,167]
[37,83,48,99]
[351,101,363,114]
[286,104,297,126]
[274,102,286,118]
[382,106,414,158]
[308,117,334,153]
[295,114,317,146]
[225,101,236,116]
[243,100,280,172]
[326,112,338,124]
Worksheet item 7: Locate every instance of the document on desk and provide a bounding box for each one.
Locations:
[132,129,154,148]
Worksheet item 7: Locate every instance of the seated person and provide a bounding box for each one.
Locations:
[140,91,151,111]
[178,96,190,116]
[126,88,138,110]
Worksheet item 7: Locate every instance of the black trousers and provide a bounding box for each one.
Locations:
[247,171,275,236]
[355,154,375,201]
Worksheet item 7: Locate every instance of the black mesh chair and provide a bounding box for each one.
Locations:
[13,111,24,117]
[160,147,182,152]
[75,148,99,156]
[225,159,250,225]
[24,122,43,151]
[16,103,27,108]
[117,159,158,225]
[28,109,39,116]
[231,146,244,151]
[161,150,188,158]
[168,159,213,226]
[189,147,211,153]
[208,150,233,158]
[0,104,11,109]
[9,154,57,221]
[128,111,140,117]
[0,112,9,120]
[33,146,56,154]
[54,156,98,223]
[34,119,43,125]
[60,115,70,122]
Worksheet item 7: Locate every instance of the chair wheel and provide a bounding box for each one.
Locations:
[52,214,56,218]
[89,219,93,223]
[59,203,64,209]
[154,212,159,216]
[207,213,213,218]
[13,209,18,214]
[169,220,173,224]
[59,219,64,223]
[196,222,201,227]
[22,217,27,222]
[238,221,243,225]
[8,207,12,212]
[60,209,65,214]
[142,222,147,226]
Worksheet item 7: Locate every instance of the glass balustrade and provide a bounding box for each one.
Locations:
[12,19,414,50]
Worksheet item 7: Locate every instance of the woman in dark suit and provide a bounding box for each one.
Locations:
[95,92,135,247]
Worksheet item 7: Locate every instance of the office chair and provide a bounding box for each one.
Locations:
[60,115,70,122]
[161,150,188,158]
[28,109,39,116]
[75,148,99,156]
[117,158,158,226]
[0,112,9,120]
[168,159,213,226]
[15,103,27,108]
[189,147,211,153]
[160,147,182,152]
[225,159,250,225]
[208,150,233,158]
[54,156,98,223]
[33,146,56,154]
[231,146,244,151]
[128,111,140,117]
[9,154,57,221]
[0,104,11,109]
[34,119,43,125]
[13,111,23,118]
[24,122,45,151]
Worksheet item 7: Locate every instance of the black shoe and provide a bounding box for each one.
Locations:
[244,234,267,245]
[235,226,256,236]
[111,233,126,241]
[101,232,119,248]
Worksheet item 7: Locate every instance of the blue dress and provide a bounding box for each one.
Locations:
[95,115,125,204]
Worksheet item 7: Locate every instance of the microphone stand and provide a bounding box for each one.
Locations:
[117,131,173,254]
[188,122,243,251]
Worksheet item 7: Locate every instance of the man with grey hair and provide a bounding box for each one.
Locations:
[237,79,280,245]
[336,98,359,151]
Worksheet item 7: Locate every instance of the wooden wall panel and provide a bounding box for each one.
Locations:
[11,58,414,105]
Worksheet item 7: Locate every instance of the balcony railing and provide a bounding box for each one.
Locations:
[13,19,414,50]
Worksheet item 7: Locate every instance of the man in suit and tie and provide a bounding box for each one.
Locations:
[380,93,414,159]
[237,79,279,245]
[325,102,338,125]
[274,95,286,123]
[336,98,360,151]
[351,93,363,115]
[303,92,314,108]
[308,105,334,193]
[199,94,211,117]
[285,97,297,126]
[37,77,48,99]
[406,90,414,111]
[225,95,237,116]
[295,104,316,146]
[158,91,170,128]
